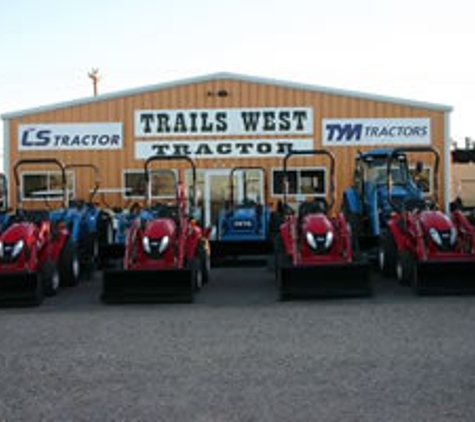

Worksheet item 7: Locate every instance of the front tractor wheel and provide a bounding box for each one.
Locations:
[378,232,397,276]
[42,259,60,296]
[198,241,210,285]
[396,251,416,287]
[59,240,81,287]
[192,257,203,292]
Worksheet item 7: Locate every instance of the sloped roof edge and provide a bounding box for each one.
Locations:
[1,71,452,120]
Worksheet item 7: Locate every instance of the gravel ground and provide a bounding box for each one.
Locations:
[1,267,475,422]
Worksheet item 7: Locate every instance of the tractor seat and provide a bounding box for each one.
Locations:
[298,199,328,219]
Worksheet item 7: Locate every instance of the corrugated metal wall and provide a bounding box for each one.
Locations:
[5,78,448,211]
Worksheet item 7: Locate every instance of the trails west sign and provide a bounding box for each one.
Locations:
[135,107,314,137]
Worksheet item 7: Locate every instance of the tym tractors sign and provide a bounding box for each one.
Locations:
[322,118,431,146]
[19,123,123,151]
[135,107,313,137]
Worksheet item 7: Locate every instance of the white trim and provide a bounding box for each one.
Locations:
[444,111,451,212]
[271,166,327,198]
[122,168,177,200]
[1,72,452,120]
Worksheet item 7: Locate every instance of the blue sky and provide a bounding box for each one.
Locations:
[1,0,474,148]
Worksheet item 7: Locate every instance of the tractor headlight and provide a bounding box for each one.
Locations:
[305,232,317,250]
[158,236,170,254]
[429,228,442,246]
[142,236,151,253]
[450,227,457,245]
[12,240,25,258]
[325,231,334,249]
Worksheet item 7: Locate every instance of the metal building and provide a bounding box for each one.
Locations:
[1,72,452,227]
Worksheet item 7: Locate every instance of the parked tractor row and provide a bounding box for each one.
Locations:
[0,146,474,306]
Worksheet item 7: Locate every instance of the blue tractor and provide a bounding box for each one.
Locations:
[341,148,427,260]
[211,167,272,266]
[49,163,104,280]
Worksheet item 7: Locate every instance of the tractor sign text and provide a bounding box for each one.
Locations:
[19,123,123,151]
[135,107,314,137]
[322,118,431,146]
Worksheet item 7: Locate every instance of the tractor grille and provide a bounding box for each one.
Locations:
[438,230,454,252]
[0,243,19,263]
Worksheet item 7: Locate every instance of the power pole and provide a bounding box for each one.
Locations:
[88,68,101,96]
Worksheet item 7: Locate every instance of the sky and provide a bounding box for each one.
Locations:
[1,0,475,152]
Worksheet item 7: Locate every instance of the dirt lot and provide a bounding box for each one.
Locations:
[1,267,475,421]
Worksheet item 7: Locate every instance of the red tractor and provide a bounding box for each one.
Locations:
[379,147,475,294]
[101,155,210,303]
[275,149,371,300]
[0,159,79,306]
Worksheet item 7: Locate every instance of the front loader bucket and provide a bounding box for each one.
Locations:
[414,260,475,295]
[101,268,194,304]
[277,261,372,300]
[0,271,43,306]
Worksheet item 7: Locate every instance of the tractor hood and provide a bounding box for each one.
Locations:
[144,218,177,239]
[227,207,257,231]
[376,184,422,212]
[302,214,333,234]
[301,214,335,254]
[419,210,454,231]
[1,222,37,243]
[418,210,457,251]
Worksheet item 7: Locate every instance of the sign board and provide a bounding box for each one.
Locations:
[135,107,314,137]
[135,138,314,159]
[322,118,431,146]
[18,123,123,151]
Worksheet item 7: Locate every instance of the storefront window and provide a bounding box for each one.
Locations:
[409,165,432,195]
[22,172,74,201]
[272,168,326,196]
[124,170,176,198]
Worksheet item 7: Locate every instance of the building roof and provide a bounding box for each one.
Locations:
[1,72,453,120]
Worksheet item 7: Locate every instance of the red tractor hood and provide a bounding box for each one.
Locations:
[302,214,334,235]
[419,210,454,231]
[1,222,37,243]
[144,218,177,239]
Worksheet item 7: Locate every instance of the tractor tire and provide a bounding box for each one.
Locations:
[342,197,363,240]
[273,233,286,276]
[31,279,45,307]
[190,257,203,293]
[396,250,416,287]
[97,212,114,269]
[276,252,292,301]
[198,241,210,285]
[42,259,60,297]
[79,232,95,282]
[378,231,397,276]
[59,239,80,287]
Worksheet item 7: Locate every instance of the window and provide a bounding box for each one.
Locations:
[409,165,432,195]
[123,169,177,198]
[272,168,326,196]
[22,171,74,201]
[185,169,205,205]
